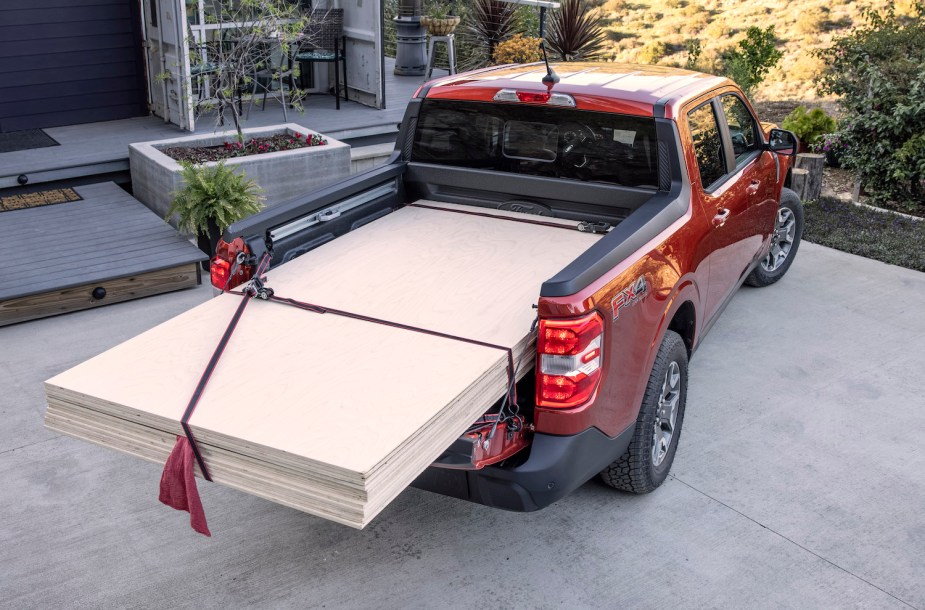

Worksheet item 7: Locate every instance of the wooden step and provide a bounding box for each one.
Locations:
[0,182,205,326]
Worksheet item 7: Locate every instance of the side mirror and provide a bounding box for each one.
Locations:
[767,128,798,156]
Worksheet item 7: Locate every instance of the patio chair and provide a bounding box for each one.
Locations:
[295,9,348,109]
[246,37,293,121]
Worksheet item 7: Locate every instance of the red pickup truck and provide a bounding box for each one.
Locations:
[212,62,802,512]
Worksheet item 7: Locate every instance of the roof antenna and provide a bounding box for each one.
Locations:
[539,41,559,87]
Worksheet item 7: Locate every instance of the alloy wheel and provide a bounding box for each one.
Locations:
[761,207,796,272]
[652,361,681,467]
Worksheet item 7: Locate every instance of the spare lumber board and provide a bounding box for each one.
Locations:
[44,202,601,528]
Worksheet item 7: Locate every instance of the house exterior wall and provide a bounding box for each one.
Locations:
[0,0,148,132]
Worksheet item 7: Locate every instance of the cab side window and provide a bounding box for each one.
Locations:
[720,95,760,165]
[688,102,725,190]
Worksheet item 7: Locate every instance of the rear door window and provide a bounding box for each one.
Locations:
[687,101,726,190]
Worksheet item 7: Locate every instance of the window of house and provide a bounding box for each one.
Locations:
[688,102,726,189]
[720,95,760,165]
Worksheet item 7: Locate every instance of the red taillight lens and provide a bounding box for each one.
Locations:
[210,237,254,290]
[536,312,604,408]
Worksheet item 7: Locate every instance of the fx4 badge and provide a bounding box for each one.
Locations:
[611,276,648,319]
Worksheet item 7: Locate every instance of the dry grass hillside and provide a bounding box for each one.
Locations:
[595,0,919,105]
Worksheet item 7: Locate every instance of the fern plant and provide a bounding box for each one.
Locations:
[547,0,605,62]
[168,161,265,236]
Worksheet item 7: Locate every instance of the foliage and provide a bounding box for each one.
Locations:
[492,34,544,64]
[425,0,453,18]
[192,0,330,141]
[168,162,265,235]
[547,0,606,61]
[161,132,328,164]
[804,198,925,271]
[810,132,846,154]
[796,6,829,35]
[719,26,783,95]
[684,38,702,70]
[384,0,543,70]
[781,106,837,146]
[638,41,667,64]
[467,0,519,65]
[814,3,925,209]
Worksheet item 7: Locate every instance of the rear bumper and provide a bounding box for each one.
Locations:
[411,425,634,511]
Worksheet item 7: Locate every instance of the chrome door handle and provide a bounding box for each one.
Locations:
[746,180,761,195]
[712,208,730,228]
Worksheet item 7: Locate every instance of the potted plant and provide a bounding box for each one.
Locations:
[781,106,837,153]
[167,161,265,263]
[421,1,460,36]
[812,132,847,168]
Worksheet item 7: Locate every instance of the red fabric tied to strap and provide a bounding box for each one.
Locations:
[159,436,211,537]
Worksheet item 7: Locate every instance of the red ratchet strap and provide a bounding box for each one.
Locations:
[163,250,523,535]
[158,252,271,536]
[184,252,272,478]
[262,294,520,408]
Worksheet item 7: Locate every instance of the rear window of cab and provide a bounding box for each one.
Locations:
[411,99,660,189]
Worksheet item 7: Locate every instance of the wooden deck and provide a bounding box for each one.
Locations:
[0,58,433,189]
[0,182,205,326]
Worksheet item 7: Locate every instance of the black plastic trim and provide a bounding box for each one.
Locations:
[406,163,656,208]
[223,161,408,251]
[540,119,690,297]
[396,97,423,160]
[411,425,635,511]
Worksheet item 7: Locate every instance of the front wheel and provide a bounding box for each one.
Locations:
[745,188,804,287]
[600,330,688,493]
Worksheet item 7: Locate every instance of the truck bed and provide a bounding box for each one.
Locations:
[44,202,602,529]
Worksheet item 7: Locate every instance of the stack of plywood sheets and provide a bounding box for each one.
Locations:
[45,202,601,528]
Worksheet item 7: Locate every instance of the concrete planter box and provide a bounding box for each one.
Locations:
[350,143,395,174]
[129,124,351,226]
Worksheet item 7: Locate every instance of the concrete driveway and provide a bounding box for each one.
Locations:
[2,242,923,609]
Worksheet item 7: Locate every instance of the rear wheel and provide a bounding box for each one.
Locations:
[745,188,804,287]
[600,330,688,493]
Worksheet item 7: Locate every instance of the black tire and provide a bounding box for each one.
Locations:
[600,330,688,493]
[745,187,804,287]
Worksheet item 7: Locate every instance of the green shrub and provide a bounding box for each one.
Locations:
[781,106,837,146]
[639,41,668,64]
[492,34,544,64]
[720,25,783,96]
[815,3,925,209]
[684,38,702,69]
[168,161,265,235]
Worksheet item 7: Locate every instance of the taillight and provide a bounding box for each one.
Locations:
[536,312,604,408]
[210,237,254,290]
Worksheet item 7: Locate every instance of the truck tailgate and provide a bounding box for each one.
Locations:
[44,202,601,530]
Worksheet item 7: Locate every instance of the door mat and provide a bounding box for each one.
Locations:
[0,129,60,154]
[0,188,82,212]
